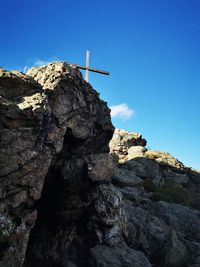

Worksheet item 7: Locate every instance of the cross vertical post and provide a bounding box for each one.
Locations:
[67,50,109,82]
[85,49,90,82]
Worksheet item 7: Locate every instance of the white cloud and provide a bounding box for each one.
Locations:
[23,66,30,73]
[22,60,48,73]
[110,103,135,121]
[34,59,50,67]
[22,56,60,74]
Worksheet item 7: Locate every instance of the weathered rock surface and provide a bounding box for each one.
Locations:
[0,63,114,266]
[109,128,147,162]
[109,128,200,267]
[1,64,200,267]
[90,244,152,267]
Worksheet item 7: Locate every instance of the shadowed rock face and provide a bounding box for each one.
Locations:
[0,63,115,266]
[1,64,200,267]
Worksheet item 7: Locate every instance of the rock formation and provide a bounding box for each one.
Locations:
[0,63,200,267]
[0,63,115,266]
[110,129,200,267]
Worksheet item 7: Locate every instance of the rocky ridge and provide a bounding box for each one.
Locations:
[0,63,200,267]
[110,129,200,267]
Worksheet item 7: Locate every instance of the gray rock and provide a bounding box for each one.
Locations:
[149,201,200,241]
[90,184,127,245]
[0,62,114,267]
[86,154,117,182]
[65,261,78,267]
[165,230,188,267]
[195,255,200,264]
[124,202,190,267]
[119,186,143,203]
[113,168,142,187]
[162,168,189,186]
[90,244,152,267]
[123,157,162,185]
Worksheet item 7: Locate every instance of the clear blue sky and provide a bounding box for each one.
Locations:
[1,0,200,169]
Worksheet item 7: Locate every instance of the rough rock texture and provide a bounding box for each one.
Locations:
[1,64,200,267]
[110,129,200,267]
[109,129,147,162]
[0,63,115,266]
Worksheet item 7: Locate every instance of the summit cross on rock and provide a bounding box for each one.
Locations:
[68,49,109,82]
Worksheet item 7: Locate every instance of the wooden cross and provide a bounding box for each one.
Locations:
[68,49,109,82]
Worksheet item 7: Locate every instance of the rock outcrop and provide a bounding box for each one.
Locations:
[0,63,116,267]
[110,129,200,267]
[110,129,147,162]
[0,64,200,267]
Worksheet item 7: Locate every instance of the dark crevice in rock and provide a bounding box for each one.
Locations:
[60,128,86,158]
[24,167,67,266]
[24,163,95,267]
[24,124,96,266]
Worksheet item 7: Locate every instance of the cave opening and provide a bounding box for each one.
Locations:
[24,128,99,267]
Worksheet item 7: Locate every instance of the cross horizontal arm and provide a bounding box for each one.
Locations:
[67,62,110,75]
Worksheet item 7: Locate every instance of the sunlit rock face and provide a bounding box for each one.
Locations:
[1,63,200,267]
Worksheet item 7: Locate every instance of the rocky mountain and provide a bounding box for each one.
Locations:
[0,63,200,267]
